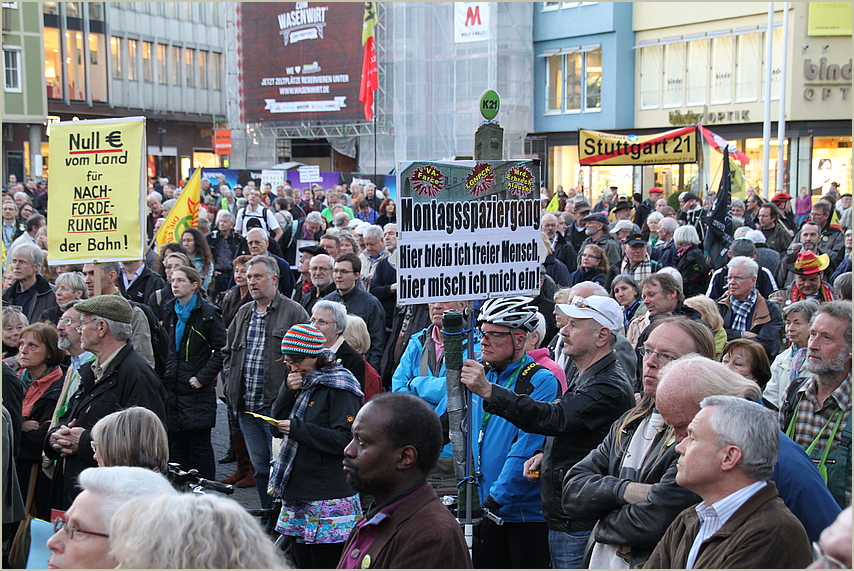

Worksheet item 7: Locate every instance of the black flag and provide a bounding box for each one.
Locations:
[703,148,733,269]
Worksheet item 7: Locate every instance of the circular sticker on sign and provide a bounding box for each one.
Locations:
[480,89,500,120]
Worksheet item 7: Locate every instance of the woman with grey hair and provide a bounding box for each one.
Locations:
[673,224,709,297]
[39,271,87,325]
[109,492,287,569]
[311,300,365,389]
[765,299,821,408]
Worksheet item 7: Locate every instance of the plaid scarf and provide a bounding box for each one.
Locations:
[730,289,757,334]
[270,351,364,498]
[622,257,654,282]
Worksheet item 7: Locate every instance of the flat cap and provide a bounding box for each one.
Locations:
[74,294,133,324]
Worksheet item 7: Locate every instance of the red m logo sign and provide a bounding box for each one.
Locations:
[465,5,481,26]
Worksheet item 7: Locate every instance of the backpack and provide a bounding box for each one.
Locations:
[240,206,270,234]
[129,299,169,378]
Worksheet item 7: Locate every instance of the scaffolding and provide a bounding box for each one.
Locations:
[226,3,533,174]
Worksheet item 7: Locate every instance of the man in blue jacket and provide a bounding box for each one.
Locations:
[461,297,559,569]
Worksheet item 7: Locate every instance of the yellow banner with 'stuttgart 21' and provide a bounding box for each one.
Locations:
[47,117,147,265]
[579,126,698,166]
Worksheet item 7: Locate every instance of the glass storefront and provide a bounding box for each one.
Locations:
[811,136,852,197]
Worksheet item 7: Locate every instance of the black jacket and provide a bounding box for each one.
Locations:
[162,297,227,432]
[118,265,167,306]
[553,232,577,273]
[271,379,361,502]
[336,340,366,390]
[563,408,701,568]
[485,352,633,533]
[45,343,167,509]
[2,274,57,324]
[323,287,386,370]
[206,230,242,271]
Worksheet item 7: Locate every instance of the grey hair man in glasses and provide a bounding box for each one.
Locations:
[46,466,176,569]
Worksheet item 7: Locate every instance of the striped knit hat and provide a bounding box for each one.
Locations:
[281,324,326,356]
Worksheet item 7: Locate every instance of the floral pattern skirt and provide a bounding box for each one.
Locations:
[275,494,362,544]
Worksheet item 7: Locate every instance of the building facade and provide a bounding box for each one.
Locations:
[530,2,852,205]
[20,1,228,185]
[2,1,48,182]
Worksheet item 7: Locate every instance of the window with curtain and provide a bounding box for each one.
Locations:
[686,39,708,105]
[640,45,662,109]
[736,32,761,101]
[110,37,121,79]
[663,43,684,107]
[710,36,733,104]
[585,47,601,110]
[142,41,152,82]
[546,54,562,112]
[198,50,207,89]
[157,44,167,84]
[128,39,138,80]
[565,52,582,112]
[185,48,195,87]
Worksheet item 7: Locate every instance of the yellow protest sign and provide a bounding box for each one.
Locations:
[578,127,698,166]
[154,166,200,250]
[47,117,146,264]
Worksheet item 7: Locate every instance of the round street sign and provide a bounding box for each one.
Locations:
[479,89,500,120]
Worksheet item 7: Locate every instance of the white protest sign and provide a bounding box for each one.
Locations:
[397,160,543,304]
[298,165,322,183]
[261,169,285,189]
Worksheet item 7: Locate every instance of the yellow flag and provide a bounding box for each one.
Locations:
[362,2,376,46]
[154,167,200,250]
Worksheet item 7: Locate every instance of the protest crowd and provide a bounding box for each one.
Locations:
[1,172,851,569]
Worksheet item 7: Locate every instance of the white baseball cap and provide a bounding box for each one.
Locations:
[556,295,622,331]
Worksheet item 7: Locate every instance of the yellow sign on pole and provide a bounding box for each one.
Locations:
[578,127,698,166]
[47,117,147,264]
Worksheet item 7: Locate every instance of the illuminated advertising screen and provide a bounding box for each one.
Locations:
[241,2,366,123]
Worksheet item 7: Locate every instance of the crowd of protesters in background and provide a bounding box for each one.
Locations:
[1,172,850,569]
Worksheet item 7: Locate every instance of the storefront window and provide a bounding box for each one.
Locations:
[735,32,761,102]
[663,43,684,107]
[686,40,708,105]
[640,45,662,109]
[44,27,63,98]
[812,137,852,196]
[546,54,562,112]
[711,36,733,104]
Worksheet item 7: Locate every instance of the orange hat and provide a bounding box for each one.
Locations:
[793,251,830,275]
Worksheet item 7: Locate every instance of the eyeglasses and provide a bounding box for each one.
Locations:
[567,296,617,328]
[310,318,332,326]
[75,319,99,333]
[812,541,847,569]
[479,329,524,343]
[638,345,679,364]
[52,518,109,540]
[58,317,77,326]
[284,355,307,366]
[332,268,355,275]
[9,259,31,267]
